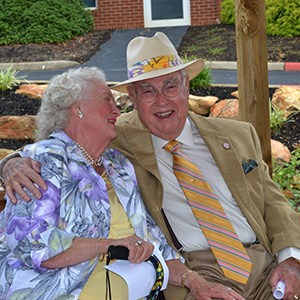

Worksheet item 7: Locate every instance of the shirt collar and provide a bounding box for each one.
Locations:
[152,117,195,151]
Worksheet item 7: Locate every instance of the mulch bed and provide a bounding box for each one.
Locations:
[1,85,299,153]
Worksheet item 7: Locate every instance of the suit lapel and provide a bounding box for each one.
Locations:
[123,114,161,180]
[119,111,164,212]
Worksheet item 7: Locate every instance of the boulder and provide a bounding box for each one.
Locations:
[209,99,239,119]
[188,95,218,115]
[0,190,5,212]
[271,86,300,116]
[111,90,133,112]
[231,90,239,99]
[15,84,48,99]
[271,139,291,163]
[0,149,14,160]
[0,115,36,140]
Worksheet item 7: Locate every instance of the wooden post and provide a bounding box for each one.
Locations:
[235,0,272,172]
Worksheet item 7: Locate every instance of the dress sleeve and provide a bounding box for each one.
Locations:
[4,152,75,273]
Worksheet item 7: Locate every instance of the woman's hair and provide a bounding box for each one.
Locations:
[36,67,106,140]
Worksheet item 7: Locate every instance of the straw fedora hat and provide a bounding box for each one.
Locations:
[112,32,204,93]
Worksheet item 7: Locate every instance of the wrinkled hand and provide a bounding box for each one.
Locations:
[110,235,154,263]
[186,271,245,300]
[270,258,300,300]
[3,157,46,203]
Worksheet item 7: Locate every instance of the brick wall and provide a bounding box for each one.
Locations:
[92,0,144,30]
[190,0,221,26]
[92,0,221,30]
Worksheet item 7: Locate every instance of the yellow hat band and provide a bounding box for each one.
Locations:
[127,54,183,79]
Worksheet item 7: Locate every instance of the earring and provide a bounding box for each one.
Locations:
[78,109,84,119]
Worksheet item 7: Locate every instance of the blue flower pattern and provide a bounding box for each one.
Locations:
[0,130,178,299]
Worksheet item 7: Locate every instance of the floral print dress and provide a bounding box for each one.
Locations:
[0,130,178,300]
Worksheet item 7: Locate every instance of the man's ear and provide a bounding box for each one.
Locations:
[184,74,190,96]
[185,74,190,89]
[127,86,135,98]
[127,86,137,108]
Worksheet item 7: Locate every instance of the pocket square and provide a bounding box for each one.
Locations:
[242,159,258,175]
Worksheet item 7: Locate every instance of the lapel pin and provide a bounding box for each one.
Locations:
[223,142,230,149]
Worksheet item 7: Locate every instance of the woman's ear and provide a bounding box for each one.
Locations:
[70,104,84,119]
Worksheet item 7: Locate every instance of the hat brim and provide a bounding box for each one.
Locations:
[111,59,204,93]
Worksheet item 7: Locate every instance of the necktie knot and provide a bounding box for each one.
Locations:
[164,140,181,153]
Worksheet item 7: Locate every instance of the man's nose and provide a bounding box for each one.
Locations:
[153,89,169,105]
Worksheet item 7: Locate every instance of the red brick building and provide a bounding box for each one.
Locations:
[83,0,221,30]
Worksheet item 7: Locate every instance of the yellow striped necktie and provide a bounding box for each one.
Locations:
[164,140,252,284]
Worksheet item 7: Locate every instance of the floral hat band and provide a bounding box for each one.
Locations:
[111,32,204,93]
[127,54,183,79]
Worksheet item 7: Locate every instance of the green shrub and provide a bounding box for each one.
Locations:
[270,104,288,135]
[190,66,212,90]
[220,0,235,25]
[220,0,300,37]
[265,0,300,37]
[272,147,300,211]
[0,65,26,91]
[183,55,212,90]
[0,0,94,45]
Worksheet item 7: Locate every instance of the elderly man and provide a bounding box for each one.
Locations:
[1,32,300,300]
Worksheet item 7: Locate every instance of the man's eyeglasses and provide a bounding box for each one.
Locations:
[133,75,186,104]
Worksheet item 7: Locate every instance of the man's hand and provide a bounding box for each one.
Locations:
[166,259,245,300]
[270,258,300,300]
[185,271,245,300]
[3,157,46,203]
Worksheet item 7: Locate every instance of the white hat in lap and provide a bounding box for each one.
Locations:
[112,32,204,93]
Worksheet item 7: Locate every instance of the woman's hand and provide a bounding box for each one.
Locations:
[109,235,154,263]
[42,235,154,269]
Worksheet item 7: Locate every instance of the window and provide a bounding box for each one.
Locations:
[82,0,97,9]
[144,0,190,27]
[151,0,183,20]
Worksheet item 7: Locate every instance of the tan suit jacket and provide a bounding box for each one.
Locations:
[112,110,300,257]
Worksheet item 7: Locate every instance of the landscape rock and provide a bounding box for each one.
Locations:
[188,95,218,115]
[0,190,5,211]
[0,148,14,160]
[231,90,239,98]
[111,90,133,112]
[271,86,300,116]
[15,84,48,99]
[209,99,239,119]
[0,115,36,140]
[271,139,291,163]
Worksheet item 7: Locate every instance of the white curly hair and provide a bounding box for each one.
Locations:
[36,67,106,140]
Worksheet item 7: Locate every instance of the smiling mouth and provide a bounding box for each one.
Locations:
[155,111,173,118]
[107,118,117,125]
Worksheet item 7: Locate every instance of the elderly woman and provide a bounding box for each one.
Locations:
[0,67,181,299]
